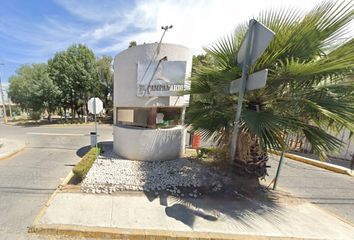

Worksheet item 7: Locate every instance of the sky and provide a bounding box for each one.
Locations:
[0,0,351,86]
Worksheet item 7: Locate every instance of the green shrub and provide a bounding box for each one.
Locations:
[29,111,42,120]
[197,147,210,158]
[73,147,101,180]
[197,146,228,162]
[57,118,85,124]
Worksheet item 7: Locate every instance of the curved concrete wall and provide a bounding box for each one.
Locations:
[113,125,185,161]
[113,43,192,108]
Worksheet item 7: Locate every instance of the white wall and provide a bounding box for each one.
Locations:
[299,128,354,160]
[334,128,354,160]
[113,125,185,161]
[113,43,191,161]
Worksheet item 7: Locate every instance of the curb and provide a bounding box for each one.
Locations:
[35,123,95,128]
[29,224,302,240]
[59,171,74,188]
[0,144,26,161]
[273,151,353,177]
[4,122,112,128]
[30,170,74,227]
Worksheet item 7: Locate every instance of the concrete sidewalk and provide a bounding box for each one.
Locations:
[31,190,354,239]
[0,138,26,160]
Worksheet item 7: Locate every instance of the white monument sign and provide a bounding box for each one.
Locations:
[88,97,103,114]
[137,61,187,97]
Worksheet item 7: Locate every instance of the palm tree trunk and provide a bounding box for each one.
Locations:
[233,131,269,179]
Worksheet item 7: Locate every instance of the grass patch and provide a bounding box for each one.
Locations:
[73,147,101,181]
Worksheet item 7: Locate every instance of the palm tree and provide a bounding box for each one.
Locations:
[187,1,354,178]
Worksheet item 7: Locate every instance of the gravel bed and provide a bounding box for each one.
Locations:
[81,148,232,196]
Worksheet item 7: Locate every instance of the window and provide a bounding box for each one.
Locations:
[116,107,182,129]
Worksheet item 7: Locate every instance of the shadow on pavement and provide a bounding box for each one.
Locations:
[92,142,287,229]
[165,187,283,228]
[0,186,56,195]
[165,203,218,227]
[76,145,91,158]
[138,154,284,229]
[76,141,113,158]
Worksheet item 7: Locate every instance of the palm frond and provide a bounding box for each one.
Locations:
[188,0,354,160]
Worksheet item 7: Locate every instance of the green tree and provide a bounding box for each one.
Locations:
[96,56,113,110]
[192,54,214,74]
[48,44,100,118]
[129,41,137,48]
[8,65,33,111]
[8,64,59,120]
[187,1,354,178]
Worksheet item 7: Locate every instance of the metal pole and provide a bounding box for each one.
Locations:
[138,25,172,92]
[0,66,8,124]
[273,134,289,190]
[8,98,13,118]
[93,98,97,149]
[273,150,285,190]
[230,20,255,162]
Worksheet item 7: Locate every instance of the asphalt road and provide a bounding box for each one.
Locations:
[0,123,113,239]
[266,155,354,224]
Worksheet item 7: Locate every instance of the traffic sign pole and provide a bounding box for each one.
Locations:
[93,98,98,149]
[229,19,275,163]
[230,19,255,163]
[0,69,8,124]
[88,97,103,150]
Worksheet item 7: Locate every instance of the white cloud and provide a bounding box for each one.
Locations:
[90,0,330,55]
[4,0,354,65]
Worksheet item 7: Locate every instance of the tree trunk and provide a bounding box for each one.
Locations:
[233,131,269,179]
[71,106,75,119]
[64,107,67,121]
[47,113,52,123]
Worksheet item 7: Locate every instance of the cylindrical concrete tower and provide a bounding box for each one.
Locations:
[113,43,192,161]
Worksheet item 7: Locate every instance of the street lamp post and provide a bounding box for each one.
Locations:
[0,63,7,123]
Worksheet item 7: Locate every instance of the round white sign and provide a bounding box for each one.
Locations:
[88,97,103,114]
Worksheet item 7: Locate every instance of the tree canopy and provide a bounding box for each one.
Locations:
[187,0,354,160]
[8,44,113,120]
[96,56,113,109]
[48,44,100,115]
[8,63,59,115]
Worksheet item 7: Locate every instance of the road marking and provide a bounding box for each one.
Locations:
[26,132,85,136]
